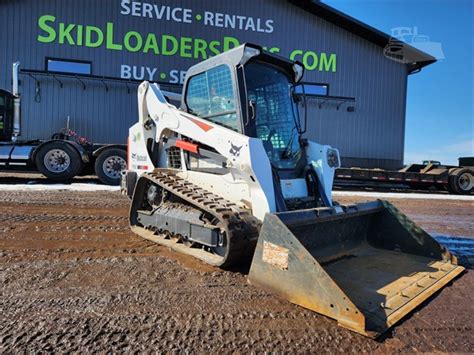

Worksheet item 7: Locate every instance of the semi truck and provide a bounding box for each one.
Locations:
[0,62,129,185]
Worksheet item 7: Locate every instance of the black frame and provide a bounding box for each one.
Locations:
[45,57,93,76]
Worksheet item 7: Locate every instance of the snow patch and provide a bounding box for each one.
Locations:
[0,183,121,192]
[333,190,474,201]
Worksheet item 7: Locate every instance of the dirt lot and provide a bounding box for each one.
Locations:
[0,190,473,352]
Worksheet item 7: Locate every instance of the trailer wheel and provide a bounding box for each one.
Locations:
[450,168,474,194]
[35,141,83,181]
[95,148,127,185]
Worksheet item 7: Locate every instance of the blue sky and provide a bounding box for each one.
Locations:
[326,0,473,165]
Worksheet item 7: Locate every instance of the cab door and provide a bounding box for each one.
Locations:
[0,90,14,141]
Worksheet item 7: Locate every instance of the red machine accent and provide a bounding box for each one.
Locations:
[188,117,214,132]
[176,140,199,154]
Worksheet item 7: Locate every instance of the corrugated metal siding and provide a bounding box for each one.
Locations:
[0,0,408,168]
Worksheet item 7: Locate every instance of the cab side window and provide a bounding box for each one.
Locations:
[186,65,240,132]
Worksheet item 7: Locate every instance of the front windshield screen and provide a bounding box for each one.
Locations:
[244,62,301,169]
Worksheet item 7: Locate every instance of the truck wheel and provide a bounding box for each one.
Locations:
[35,141,83,181]
[95,148,127,185]
[447,168,460,194]
[450,168,473,194]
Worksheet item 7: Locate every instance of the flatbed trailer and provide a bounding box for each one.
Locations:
[335,158,474,194]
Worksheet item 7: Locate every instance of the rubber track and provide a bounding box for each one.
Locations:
[131,169,261,267]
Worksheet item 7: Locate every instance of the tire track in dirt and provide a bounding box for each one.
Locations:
[0,190,473,352]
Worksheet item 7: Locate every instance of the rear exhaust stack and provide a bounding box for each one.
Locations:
[248,200,464,337]
[12,61,21,141]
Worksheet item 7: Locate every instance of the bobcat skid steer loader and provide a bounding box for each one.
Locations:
[123,44,464,337]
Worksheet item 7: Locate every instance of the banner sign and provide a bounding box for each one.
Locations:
[36,1,337,83]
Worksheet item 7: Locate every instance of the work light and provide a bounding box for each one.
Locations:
[292,63,304,82]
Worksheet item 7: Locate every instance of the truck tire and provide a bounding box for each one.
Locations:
[94,148,127,185]
[449,168,474,194]
[35,141,83,181]
[448,168,461,194]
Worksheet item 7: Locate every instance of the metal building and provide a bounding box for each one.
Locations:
[0,0,434,169]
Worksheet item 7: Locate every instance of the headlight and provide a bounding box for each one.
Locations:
[327,148,340,168]
[292,63,304,82]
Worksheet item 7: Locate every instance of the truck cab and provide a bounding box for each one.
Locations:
[0,89,15,142]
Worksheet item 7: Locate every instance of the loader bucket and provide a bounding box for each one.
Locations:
[248,200,464,337]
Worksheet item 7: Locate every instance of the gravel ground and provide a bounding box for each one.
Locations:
[0,190,473,352]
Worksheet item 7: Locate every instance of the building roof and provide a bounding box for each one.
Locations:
[288,0,436,73]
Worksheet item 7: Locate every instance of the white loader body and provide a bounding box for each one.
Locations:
[128,81,340,220]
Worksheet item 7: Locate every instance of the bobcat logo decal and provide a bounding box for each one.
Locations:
[229,143,243,157]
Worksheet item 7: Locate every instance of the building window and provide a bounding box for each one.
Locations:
[46,58,92,75]
[186,65,240,132]
[295,83,329,96]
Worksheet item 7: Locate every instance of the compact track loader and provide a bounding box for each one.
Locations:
[123,44,464,337]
